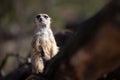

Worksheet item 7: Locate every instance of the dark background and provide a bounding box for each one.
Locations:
[0,0,108,76]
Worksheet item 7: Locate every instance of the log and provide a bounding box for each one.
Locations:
[43,0,120,80]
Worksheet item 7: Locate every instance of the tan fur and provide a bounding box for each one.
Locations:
[31,14,59,73]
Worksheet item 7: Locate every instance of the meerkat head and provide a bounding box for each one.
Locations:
[34,13,51,28]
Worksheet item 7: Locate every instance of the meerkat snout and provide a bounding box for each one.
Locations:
[36,15,42,22]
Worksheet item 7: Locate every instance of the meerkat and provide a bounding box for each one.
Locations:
[31,13,59,73]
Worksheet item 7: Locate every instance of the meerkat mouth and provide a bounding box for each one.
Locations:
[38,18,42,22]
[34,18,45,27]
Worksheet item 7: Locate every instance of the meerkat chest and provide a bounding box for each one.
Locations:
[36,28,52,41]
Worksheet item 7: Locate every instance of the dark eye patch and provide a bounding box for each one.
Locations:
[43,15,48,19]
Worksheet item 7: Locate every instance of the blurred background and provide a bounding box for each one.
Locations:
[0,0,109,77]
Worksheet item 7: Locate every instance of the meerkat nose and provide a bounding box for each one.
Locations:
[36,15,42,22]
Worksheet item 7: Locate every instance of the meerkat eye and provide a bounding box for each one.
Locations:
[43,15,48,19]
